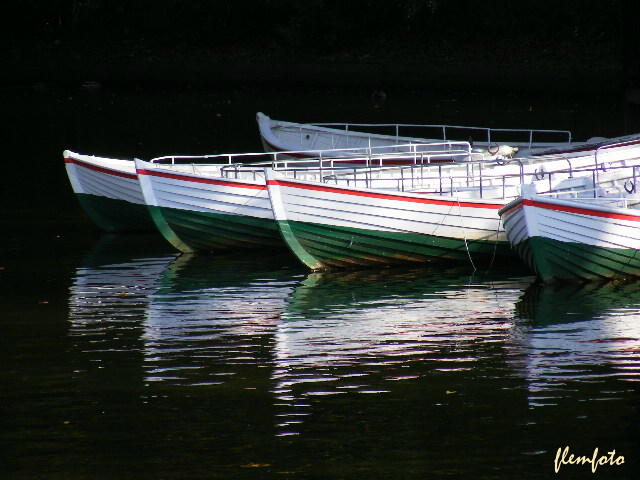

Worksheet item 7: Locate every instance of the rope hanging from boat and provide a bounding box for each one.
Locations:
[484,217,502,274]
[456,196,477,273]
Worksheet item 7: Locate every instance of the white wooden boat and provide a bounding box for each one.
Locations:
[64,150,156,232]
[257,111,577,157]
[136,158,280,252]
[265,168,514,270]
[64,149,287,234]
[265,141,640,271]
[498,164,640,282]
[258,112,640,160]
[64,141,473,233]
[135,142,475,253]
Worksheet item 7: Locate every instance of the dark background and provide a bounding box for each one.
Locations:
[2,0,639,92]
[3,0,640,236]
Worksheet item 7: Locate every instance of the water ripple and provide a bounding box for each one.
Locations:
[67,241,640,436]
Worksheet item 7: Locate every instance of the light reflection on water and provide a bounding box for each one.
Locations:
[515,282,640,408]
[67,238,640,440]
[273,270,532,435]
[67,235,178,375]
[143,253,299,386]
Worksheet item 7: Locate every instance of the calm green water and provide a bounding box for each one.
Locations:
[2,85,640,478]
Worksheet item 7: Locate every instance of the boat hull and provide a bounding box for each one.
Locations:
[75,193,154,232]
[500,196,640,282]
[64,151,154,232]
[276,218,513,270]
[515,236,640,282]
[266,173,514,271]
[256,112,576,156]
[136,160,282,252]
[146,205,281,252]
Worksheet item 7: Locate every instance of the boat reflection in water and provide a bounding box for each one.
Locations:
[142,251,302,386]
[274,267,534,436]
[68,235,178,372]
[515,281,640,408]
[67,238,640,445]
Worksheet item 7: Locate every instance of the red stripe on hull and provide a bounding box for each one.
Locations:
[137,168,266,190]
[521,198,640,222]
[267,179,503,209]
[64,157,137,180]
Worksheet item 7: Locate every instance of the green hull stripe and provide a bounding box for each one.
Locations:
[517,236,640,282]
[147,205,283,252]
[277,219,514,270]
[76,193,154,233]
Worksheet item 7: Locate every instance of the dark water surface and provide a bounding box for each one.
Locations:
[2,85,640,478]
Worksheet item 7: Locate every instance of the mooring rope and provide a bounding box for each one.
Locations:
[457,196,477,273]
[484,216,502,274]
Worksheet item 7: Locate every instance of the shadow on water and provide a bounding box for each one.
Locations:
[516,279,640,325]
[154,250,306,294]
[78,233,178,267]
[286,264,533,318]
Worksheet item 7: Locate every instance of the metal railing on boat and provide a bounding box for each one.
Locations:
[149,141,472,168]
[307,121,573,151]
[312,156,640,201]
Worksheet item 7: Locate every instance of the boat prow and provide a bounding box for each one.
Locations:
[63,149,155,232]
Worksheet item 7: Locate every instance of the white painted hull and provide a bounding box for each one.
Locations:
[64,150,142,204]
[135,159,281,252]
[274,175,505,240]
[258,112,640,164]
[500,188,640,281]
[256,112,576,156]
[63,150,157,231]
[264,145,640,270]
[502,195,640,252]
[136,160,271,218]
[266,169,510,270]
